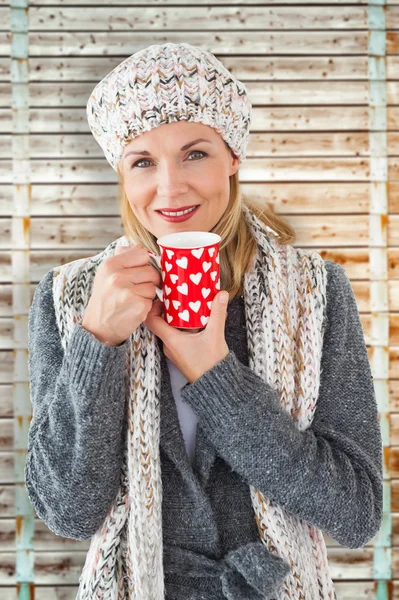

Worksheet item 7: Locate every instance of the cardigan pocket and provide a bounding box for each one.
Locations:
[220,540,291,600]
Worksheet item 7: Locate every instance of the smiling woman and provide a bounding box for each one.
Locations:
[25,41,383,600]
[116,120,295,300]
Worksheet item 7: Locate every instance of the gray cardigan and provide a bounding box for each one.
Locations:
[24,259,384,600]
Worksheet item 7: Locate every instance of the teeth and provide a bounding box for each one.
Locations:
[160,206,197,217]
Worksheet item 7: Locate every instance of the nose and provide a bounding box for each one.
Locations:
[156,160,188,197]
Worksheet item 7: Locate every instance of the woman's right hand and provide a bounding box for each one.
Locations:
[81,244,162,346]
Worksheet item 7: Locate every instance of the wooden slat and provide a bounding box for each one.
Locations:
[0,247,379,282]
[0,214,386,247]
[0,344,385,390]
[30,80,392,106]
[391,352,399,380]
[19,132,378,157]
[25,6,399,32]
[0,110,11,133]
[0,581,392,600]
[1,215,398,250]
[0,278,384,319]
[26,7,370,32]
[0,9,9,33]
[2,480,398,519]
[22,107,399,135]
[21,54,399,82]
[0,581,395,600]
[25,29,399,56]
[0,547,380,584]
[27,56,373,81]
[26,0,377,5]
[14,181,376,214]
[0,312,380,349]
[0,58,10,79]
[0,516,377,550]
[21,6,399,31]
[29,31,370,57]
[0,157,386,182]
[0,85,10,106]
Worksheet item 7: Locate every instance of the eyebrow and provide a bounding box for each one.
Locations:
[123,138,212,161]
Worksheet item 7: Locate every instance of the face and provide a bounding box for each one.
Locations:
[119,120,240,238]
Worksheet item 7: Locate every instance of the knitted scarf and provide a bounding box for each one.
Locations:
[51,204,336,600]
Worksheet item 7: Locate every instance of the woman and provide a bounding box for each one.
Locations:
[25,42,383,600]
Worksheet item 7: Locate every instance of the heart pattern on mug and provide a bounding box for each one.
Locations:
[188,300,201,313]
[176,256,188,269]
[177,282,188,295]
[189,272,202,285]
[191,248,204,259]
[158,243,220,328]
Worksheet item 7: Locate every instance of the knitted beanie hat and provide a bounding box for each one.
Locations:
[86,42,252,172]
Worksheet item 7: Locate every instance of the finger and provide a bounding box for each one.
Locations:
[114,243,148,266]
[114,243,140,255]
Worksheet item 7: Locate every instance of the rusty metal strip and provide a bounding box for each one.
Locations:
[11,0,34,598]
[368,0,391,593]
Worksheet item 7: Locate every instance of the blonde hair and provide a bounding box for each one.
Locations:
[116,144,296,301]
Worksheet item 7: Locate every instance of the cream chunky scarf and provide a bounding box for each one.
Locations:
[52,204,336,600]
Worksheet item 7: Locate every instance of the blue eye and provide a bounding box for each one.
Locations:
[131,150,207,169]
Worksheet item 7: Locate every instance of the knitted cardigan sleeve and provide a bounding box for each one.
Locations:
[180,261,384,550]
[24,269,130,540]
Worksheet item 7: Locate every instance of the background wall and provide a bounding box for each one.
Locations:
[1,0,396,597]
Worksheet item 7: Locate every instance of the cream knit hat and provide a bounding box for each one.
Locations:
[86,42,252,171]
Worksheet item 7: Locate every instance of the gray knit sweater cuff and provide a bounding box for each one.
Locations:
[66,323,130,394]
[180,350,279,431]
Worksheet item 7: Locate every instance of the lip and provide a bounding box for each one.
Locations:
[156,205,200,223]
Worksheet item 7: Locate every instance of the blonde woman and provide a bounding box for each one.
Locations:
[25,43,383,600]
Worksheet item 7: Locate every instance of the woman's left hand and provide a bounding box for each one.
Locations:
[143,291,230,384]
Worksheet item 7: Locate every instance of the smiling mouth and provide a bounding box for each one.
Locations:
[156,205,200,221]
[156,205,199,215]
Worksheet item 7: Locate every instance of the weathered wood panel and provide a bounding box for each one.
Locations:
[3,0,396,597]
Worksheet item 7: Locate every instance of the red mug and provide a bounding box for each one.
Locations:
[148,232,222,330]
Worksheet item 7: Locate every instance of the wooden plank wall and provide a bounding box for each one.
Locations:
[1,0,397,597]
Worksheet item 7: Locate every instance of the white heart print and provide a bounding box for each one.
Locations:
[200,315,209,326]
[166,249,175,259]
[210,271,218,281]
[177,282,188,295]
[188,300,201,313]
[167,314,173,323]
[191,248,204,259]
[165,285,172,296]
[170,274,179,284]
[178,309,190,322]
[172,300,181,309]
[202,288,211,299]
[216,255,219,264]
[202,261,212,273]
[207,301,213,310]
[208,248,215,257]
[190,272,202,285]
[165,262,173,272]
[216,280,220,290]
[176,256,188,269]
[164,299,170,310]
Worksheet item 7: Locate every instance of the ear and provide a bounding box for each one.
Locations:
[229,152,240,177]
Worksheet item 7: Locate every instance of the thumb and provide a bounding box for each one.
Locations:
[207,291,229,332]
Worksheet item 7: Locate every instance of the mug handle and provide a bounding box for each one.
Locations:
[147,251,163,302]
